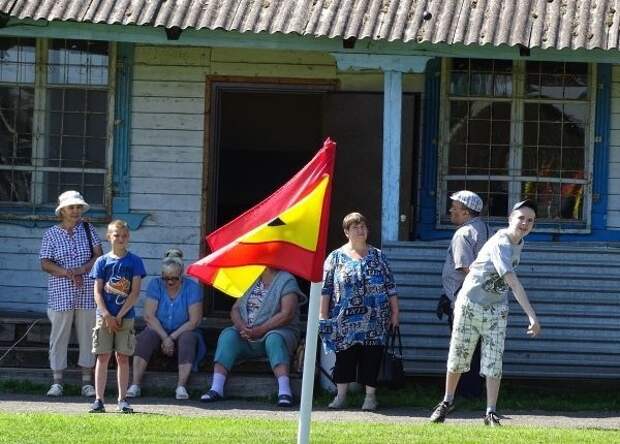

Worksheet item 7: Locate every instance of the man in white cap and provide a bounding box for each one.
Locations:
[436,190,491,399]
[430,199,541,426]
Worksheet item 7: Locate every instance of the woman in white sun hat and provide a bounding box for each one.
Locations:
[39,190,103,397]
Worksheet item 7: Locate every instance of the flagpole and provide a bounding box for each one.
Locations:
[297,281,322,444]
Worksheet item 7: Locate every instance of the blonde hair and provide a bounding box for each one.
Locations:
[342,212,368,231]
[107,219,129,233]
[162,248,184,274]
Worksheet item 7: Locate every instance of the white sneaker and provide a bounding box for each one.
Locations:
[175,385,189,400]
[361,394,378,411]
[81,384,96,397]
[126,384,141,398]
[46,383,63,397]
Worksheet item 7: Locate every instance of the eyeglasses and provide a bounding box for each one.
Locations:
[162,276,180,282]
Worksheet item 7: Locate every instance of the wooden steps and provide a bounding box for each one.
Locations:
[0,314,301,393]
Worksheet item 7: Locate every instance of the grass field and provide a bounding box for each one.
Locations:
[3,378,619,412]
[0,413,618,444]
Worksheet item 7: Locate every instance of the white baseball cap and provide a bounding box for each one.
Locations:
[450,190,483,213]
[55,190,90,216]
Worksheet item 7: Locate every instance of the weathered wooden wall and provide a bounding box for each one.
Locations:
[385,241,620,379]
[0,45,423,315]
[607,65,620,228]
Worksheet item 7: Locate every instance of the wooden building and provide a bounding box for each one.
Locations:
[0,1,618,379]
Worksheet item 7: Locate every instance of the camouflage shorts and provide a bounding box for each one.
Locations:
[447,297,509,379]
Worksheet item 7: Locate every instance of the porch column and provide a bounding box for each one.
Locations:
[331,53,431,244]
[382,70,402,242]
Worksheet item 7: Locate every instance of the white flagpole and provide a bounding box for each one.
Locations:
[297,281,322,444]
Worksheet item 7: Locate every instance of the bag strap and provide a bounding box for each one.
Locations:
[389,326,403,357]
[83,221,94,259]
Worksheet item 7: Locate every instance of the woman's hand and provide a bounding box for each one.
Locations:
[71,272,84,289]
[389,312,400,330]
[240,325,264,341]
[161,336,175,356]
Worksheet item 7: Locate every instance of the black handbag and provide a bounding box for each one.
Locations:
[377,326,405,389]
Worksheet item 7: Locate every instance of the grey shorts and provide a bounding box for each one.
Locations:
[447,297,509,379]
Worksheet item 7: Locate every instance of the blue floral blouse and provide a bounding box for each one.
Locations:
[320,246,398,352]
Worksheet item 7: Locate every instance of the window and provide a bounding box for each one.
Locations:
[0,38,112,216]
[439,58,594,230]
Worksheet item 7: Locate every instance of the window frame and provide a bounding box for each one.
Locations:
[436,58,597,233]
[0,38,116,221]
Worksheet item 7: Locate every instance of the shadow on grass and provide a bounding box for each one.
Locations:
[1,377,619,414]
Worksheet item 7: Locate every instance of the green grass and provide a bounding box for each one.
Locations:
[2,378,619,412]
[0,413,617,444]
[315,379,620,412]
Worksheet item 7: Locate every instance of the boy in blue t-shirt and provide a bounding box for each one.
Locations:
[89,219,146,413]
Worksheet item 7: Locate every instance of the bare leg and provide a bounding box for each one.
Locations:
[131,356,148,386]
[94,353,111,401]
[116,353,130,401]
[444,371,462,400]
[336,383,348,399]
[214,362,228,376]
[485,376,501,411]
[52,371,63,385]
[177,363,192,387]
[273,364,288,378]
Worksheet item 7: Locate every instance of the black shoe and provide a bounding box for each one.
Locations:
[484,411,501,427]
[429,401,453,423]
[89,399,105,413]
[277,394,294,408]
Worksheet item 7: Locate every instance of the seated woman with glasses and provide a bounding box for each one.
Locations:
[127,249,204,400]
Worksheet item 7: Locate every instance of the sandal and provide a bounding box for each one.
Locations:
[277,394,294,407]
[200,389,223,403]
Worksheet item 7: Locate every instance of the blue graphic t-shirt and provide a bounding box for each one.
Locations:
[90,251,147,319]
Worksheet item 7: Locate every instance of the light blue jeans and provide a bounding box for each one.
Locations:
[214,327,290,371]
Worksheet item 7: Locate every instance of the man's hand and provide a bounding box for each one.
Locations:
[103,313,120,333]
[527,316,541,337]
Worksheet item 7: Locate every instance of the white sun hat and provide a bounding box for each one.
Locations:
[55,190,90,216]
[450,190,483,213]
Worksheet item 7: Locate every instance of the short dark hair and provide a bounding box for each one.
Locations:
[342,212,368,231]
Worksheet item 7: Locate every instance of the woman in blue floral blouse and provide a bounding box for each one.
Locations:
[319,212,400,411]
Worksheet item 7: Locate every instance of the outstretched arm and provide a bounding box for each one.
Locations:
[503,272,541,337]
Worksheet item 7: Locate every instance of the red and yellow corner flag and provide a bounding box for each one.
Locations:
[187,138,336,297]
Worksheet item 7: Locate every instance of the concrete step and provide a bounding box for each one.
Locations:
[0,367,302,399]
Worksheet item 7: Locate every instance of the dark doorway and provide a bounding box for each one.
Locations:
[206,82,419,314]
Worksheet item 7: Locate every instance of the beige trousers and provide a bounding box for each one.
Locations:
[47,308,96,371]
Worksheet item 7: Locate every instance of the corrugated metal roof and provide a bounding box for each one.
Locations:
[2,0,620,51]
